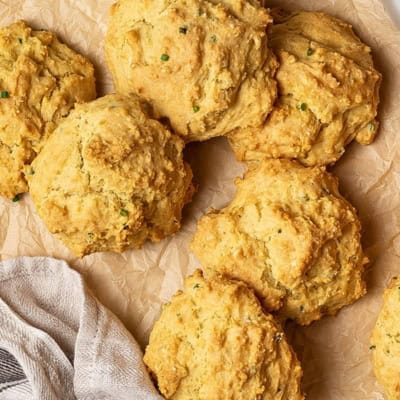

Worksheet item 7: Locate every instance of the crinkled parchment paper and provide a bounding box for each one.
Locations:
[0,0,398,398]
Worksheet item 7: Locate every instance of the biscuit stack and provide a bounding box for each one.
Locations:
[103,0,385,398]
[0,0,394,398]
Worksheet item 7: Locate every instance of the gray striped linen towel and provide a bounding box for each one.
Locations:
[0,348,31,399]
[0,257,163,400]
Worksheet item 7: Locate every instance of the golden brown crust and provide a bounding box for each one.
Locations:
[27,94,193,257]
[144,270,304,400]
[191,159,367,325]
[371,278,400,400]
[228,10,381,166]
[105,0,278,142]
[0,20,96,198]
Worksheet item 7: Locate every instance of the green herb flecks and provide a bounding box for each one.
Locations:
[369,345,376,350]
[18,38,23,44]
[120,209,129,217]
[300,102,307,111]
[160,53,170,62]
[179,26,188,34]
[368,122,376,131]
[277,229,282,234]
[12,194,20,202]
[322,188,331,196]
[307,48,313,56]
[275,333,283,343]
[1,91,9,98]
[210,35,217,43]
[193,283,200,289]
[193,105,200,113]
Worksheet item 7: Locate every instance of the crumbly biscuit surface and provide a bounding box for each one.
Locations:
[371,278,400,400]
[28,94,193,256]
[0,20,96,198]
[191,159,367,324]
[229,10,381,166]
[144,270,304,400]
[105,0,278,142]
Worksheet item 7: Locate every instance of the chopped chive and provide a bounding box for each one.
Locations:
[120,209,129,217]
[275,333,283,343]
[87,232,94,239]
[198,8,204,16]
[369,345,376,350]
[277,229,282,234]
[193,283,200,289]
[1,91,9,98]
[368,122,375,131]
[307,48,313,56]
[160,53,170,62]
[193,105,200,113]
[18,38,23,44]
[12,194,20,202]
[210,35,217,43]
[179,26,188,34]
[300,103,307,111]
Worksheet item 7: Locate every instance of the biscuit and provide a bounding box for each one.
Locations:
[228,10,381,166]
[371,277,400,400]
[105,0,278,142]
[191,159,367,325]
[144,270,304,400]
[27,94,193,257]
[0,20,96,199]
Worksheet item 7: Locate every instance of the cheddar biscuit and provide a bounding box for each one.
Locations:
[144,270,304,400]
[191,159,367,325]
[371,278,400,400]
[28,94,193,256]
[0,20,96,198]
[229,10,381,166]
[105,0,278,142]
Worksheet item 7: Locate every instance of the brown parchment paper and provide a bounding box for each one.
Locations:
[0,0,398,398]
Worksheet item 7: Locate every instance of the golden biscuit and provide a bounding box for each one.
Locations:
[228,10,381,166]
[144,270,304,400]
[27,94,193,257]
[191,159,367,325]
[105,0,278,142]
[0,20,96,199]
[371,277,400,400]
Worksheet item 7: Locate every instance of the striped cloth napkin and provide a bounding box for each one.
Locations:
[0,257,163,400]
